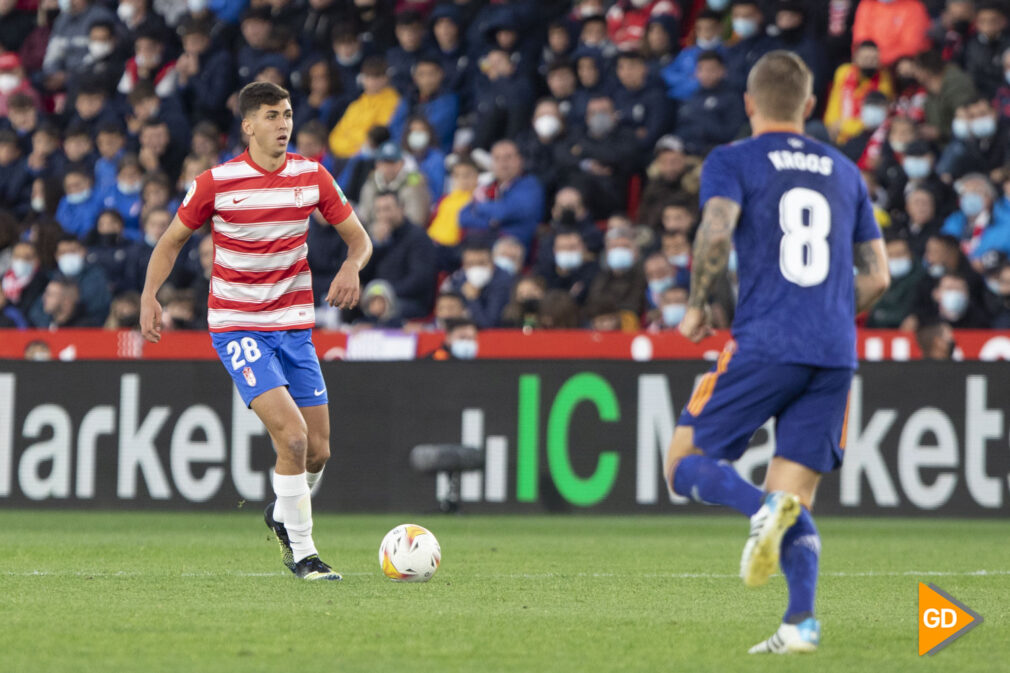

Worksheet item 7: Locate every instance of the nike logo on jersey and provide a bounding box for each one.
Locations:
[232,196,250,204]
[314,388,325,396]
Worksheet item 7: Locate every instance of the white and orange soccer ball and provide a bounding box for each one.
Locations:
[379,524,441,582]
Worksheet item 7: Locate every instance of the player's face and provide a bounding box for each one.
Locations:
[247,101,293,158]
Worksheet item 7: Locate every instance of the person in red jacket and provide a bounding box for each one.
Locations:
[852,0,931,66]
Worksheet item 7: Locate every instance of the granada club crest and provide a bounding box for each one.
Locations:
[294,187,304,208]
[242,366,256,387]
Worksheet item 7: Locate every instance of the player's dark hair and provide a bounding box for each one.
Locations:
[746,50,812,122]
[238,81,291,119]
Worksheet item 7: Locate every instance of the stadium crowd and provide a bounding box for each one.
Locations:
[3,0,1010,341]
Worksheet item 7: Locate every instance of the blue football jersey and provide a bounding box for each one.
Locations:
[699,132,882,368]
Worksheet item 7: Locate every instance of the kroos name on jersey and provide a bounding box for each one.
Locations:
[766,151,834,176]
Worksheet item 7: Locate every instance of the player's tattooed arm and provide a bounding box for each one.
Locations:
[854,238,891,313]
[687,197,741,310]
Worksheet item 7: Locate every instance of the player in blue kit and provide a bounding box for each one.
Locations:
[663,52,891,654]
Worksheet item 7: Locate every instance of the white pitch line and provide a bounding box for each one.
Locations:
[4,569,1010,579]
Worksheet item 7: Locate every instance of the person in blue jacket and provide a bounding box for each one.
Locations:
[55,166,103,239]
[676,51,747,156]
[941,173,1010,261]
[440,240,513,328]
[662,10,727,102]
[459,139,544,250]
[388,56,459,152]
[400,115,446,203]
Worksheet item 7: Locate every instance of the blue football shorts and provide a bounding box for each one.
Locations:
[210,329,328,408]
[677,342,853,474]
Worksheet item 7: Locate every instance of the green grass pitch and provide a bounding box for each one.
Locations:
[1,510,1006,673]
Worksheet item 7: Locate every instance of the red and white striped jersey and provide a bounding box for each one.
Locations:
[178,150,353,333]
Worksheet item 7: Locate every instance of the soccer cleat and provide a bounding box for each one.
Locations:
[293,554,342,581]
[748,618,820,654]
[740,491,801,588]
[264,501,296,573]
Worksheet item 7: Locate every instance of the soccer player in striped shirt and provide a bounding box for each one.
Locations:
[140,82,372,581]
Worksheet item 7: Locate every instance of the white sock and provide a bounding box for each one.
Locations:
[306,467,324,490]
[272,472,318,562]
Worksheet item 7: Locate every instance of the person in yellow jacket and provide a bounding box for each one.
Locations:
[329,56,401,158]
[823,41,894,145]
[428,156,480,247]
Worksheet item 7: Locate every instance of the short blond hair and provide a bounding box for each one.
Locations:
[746,50,813,122]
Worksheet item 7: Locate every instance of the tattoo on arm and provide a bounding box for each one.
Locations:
[854,239,888,312]
[854,240,881,277]
[688,197,741,310]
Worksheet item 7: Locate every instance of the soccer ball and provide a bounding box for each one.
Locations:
[379,523,441,582]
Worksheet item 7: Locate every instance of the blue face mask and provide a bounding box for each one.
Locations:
[649,276,674,297]
[66,189,91,205]
[667,253,690,268]
[960,192,986,218]
[940,289,968,318]
[555,250,583,271]
[732,18,759,40]
[902,156,931,180]
[493,256,518,275]
[662,304,686,327]
[606,247,634,271]
[707,0,730,10]
[861,105,887,129]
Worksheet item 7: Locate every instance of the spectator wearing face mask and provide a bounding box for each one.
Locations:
[585,226,646,319]
[642,251,684,311]
[0,53,41,118]
[55,166,103,239]
[357,141,431,228]
[500,274,547,329]
[824,41,894,145]
[941,173,1010,261]
[2,241,47,313]
[427,318,480,360]
[117,28,177,98]
[662,10,724,102]
[492,235,525,277]
[535,186,604,274]
[914,50,978,144]
[723,1,782,93]
[866,229,927,328]
[41,0,117,94]
[32,235,111,326]
[562,95,639,220]
[911,233,989,330]
[922,272,992,327]
[400,116,446,204]
[889,140,957,218]
[99,154,144,240]
[517,98,573,197]
[648,283,688,331]
[937,98,1009,182]
[542,228,599,306]
[362,190,437,320]
[964,1,1010,99]
[840,91,890,164]
[852,0,930,67]
[441,240,512,328]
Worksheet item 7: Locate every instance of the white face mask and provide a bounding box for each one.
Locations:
[118,180,142,194]
[188,0,208,12]
[940,289,968,319]
[117,3,136,23]
[888,256,912,278]
[0,74,19,94]
[952,118,971,140]
[66,188,92,205]
[533,114,562,140]
[88,41,114,60]
[607,247,634,271]
[493,256,518,275]
[465,265,492,289]
[57,252,84,277]
[10,259,34,280]
[667,253,689,267]
[696,36,721,50]
[449,339,478,359]
[970,115,997,139]
[57,0,71,13]
[555,249,583,270]
[407,130,430,152]
[31,196,45,212]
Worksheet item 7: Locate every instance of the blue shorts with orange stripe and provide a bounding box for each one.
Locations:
[678,343,854,474]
